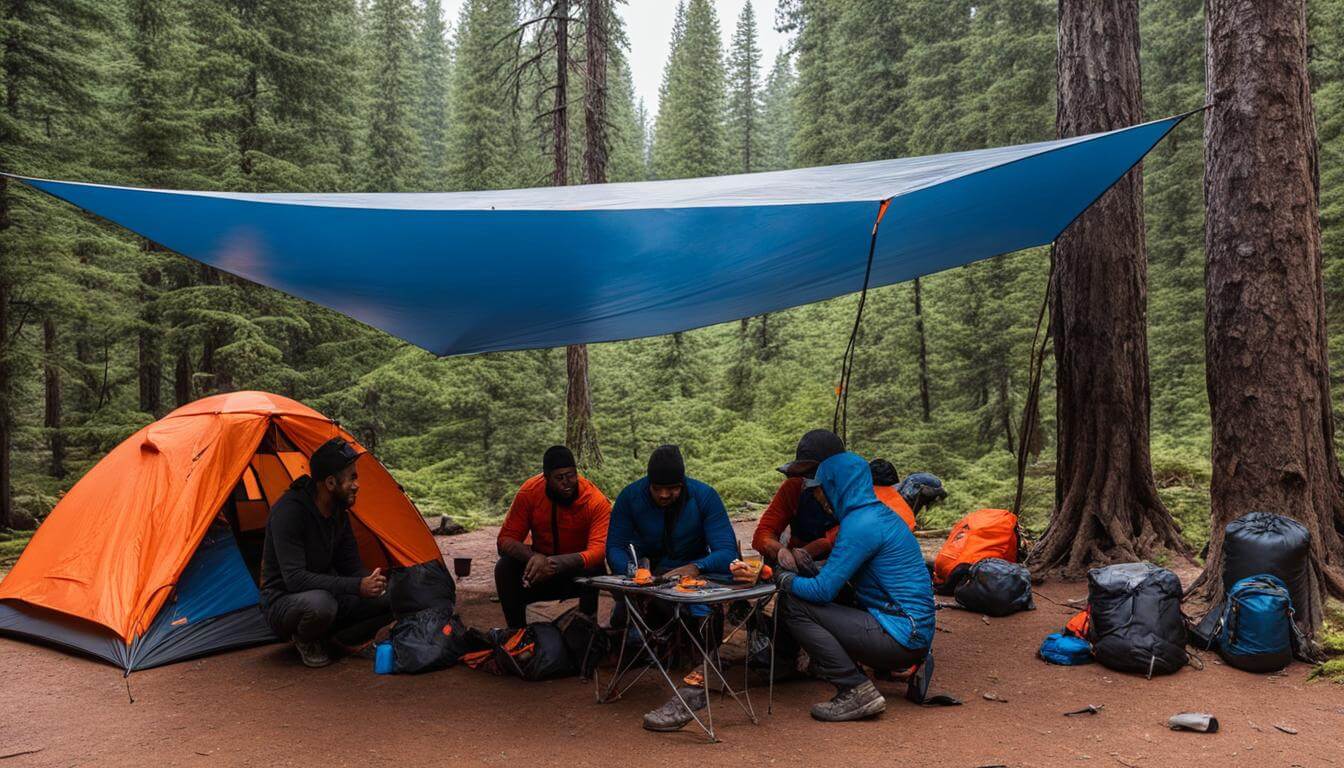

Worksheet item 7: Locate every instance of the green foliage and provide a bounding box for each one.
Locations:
[725,1,763,173]
[365,0,423,192]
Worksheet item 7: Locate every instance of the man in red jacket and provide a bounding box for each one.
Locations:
[495,446,611,627]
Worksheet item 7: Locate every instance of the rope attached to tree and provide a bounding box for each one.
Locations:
[833,199,891,443]
[1012,248,1057,516]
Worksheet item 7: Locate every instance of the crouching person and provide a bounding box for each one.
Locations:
[774,451,935,721]
[494,446,611,628]
[260,438,393,668]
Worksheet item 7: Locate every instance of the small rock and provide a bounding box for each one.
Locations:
[1274,724,1298,735]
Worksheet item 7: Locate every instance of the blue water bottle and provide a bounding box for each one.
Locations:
[374,641,394,674]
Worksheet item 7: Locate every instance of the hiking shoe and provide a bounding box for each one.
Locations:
[810,680,886,722]
[294,639,331,668]
[641,687,707,732]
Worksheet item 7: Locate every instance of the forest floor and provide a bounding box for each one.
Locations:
[2,521,1343,767]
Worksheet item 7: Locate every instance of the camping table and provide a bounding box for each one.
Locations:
[577,574,778,742]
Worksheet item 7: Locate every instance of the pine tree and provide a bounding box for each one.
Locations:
[417,0,452,188]
[650,0,726,179]
[725,1,762,173]
[449,0,524,190]
[758,50,796,171]
[789,0,841,166]
[366,0,422,191]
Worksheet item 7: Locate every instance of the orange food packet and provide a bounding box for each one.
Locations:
[760,565,774,581]
[633,568,654,586]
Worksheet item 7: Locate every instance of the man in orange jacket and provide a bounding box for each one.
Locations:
[753,431,916,574]
[495,446,611,628]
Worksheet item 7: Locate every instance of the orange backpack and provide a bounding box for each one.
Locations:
[933,508,1021,591]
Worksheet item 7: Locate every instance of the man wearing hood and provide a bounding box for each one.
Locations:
[753,431,916,576]
[495,445,611,627]
[260,437,393,668]
[606,444,738,732]
[774,451,936,721]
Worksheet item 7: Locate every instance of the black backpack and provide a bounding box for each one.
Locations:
[389,606,476,674]
[464,622,577,681]
[386,560,458,618]
[1087,562,1189,677]
[953,558,1034,617]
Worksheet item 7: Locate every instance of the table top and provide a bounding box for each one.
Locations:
[577,574,778,604]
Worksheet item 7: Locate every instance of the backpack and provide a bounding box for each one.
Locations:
[933,508,1021,594]
[463,622,576,681]
[389,606,475,674]
[386,560,458,618]
[1222,512,1312,640]
[952,558,1034,617]
[1087,562,1189,677]
[554,607,612,680]
[1065,608,1091,639]
[1213,575,1296,673]
[1039,632,1093,665]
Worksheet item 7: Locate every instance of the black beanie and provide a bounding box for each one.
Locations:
[542,445,576,475]
[869,458,900,487]
[647,444,685,486]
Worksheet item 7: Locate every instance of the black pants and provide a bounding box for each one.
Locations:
[494,556,603,628]
[265,589,393,648]
[782,595,927,691]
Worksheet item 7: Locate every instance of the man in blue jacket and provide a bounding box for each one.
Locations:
[606,444,738,731]
[775,450,936,722]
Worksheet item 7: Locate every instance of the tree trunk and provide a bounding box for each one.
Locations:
[138,263,162,415]
[1197,0,1344,633]
[175,349,193,406]
[1028,0,1188,576]
[914,278,931,421]
[0,255,11,531]
[43,317,64,479]
[562,0,607,468]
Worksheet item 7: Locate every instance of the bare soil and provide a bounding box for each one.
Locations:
[2,521,1341,767]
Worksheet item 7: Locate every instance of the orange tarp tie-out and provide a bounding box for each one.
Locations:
[0,391,440,643]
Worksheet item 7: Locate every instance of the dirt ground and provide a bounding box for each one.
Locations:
[2,521,1342,768]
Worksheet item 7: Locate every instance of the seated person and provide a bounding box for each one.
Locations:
[495,445,611,628]
[260,438,392,668]
[754,431,916,575]
[605,444,737,732]
[774,451,935,722]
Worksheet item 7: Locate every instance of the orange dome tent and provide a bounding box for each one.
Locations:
[0,391,440,671]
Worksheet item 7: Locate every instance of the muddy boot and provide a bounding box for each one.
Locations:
[810,680,886,722]
[641,687,707,732]
[294,639,331,668]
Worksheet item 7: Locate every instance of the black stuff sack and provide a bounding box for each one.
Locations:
[1087,562,1189,677]
[1222,512,1311,636]
[953,558,1035,617]
[390,606,474,674]
[387,559,458,618]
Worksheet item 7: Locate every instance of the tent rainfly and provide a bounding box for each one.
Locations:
[4,113,1191,356]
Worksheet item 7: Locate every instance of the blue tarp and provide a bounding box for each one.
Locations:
[8,113,1188,356]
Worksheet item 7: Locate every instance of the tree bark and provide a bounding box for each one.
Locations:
[43,317,64,479]
[1197,0,1344,633]
[1029,0,1188,576]
[914,277,931,422]
[0,250,11,531]
[562,0,606,468]
[138,264,162,415]
[174,348,193,406]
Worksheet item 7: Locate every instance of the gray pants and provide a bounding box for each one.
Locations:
[782,595,927,691]
[265,589,392,648]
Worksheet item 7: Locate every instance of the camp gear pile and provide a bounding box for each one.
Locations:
[933,508,1021,594]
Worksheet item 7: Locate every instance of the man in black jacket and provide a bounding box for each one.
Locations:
[260,437,391,667]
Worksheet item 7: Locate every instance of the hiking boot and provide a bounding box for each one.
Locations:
[810,680,886,722]
[294,639,331,668]
[641,687,707,732]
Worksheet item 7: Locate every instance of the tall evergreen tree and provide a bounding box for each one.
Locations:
[725,1,763,173]
[757,50,795,171]
[1200,0,1344,633]
[417,0,452,188]
[366,0,422,192]
[788,0,841,166]
[449,0,524,190]
[1030,0,1187,575]
[650,0,726,179]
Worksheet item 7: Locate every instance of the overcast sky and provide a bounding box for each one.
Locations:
[437,1,791,118]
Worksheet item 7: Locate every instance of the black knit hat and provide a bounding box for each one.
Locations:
[311,437,364,481]
[869,458,900,487]
[778,429,846,477]
[542,445,576,475]
[647,444,686,486]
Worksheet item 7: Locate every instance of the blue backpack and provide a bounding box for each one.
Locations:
[1214,574,1295,673]
[1039,632,1093,665]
